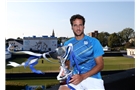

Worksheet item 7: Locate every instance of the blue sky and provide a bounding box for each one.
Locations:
[6,0,134,39]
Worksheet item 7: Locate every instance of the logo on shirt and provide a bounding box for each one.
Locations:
[84,41,88,45]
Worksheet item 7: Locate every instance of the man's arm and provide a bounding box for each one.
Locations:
[69,56,104,85]
[65,60,70,69]
[81,56,104,79]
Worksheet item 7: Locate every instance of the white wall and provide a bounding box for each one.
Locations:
[127,48,135,56]
[23,37,57,52]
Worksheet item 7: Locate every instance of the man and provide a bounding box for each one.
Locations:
[58,14,105,90]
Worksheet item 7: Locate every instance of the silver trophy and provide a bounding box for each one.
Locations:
[49,43,73,82]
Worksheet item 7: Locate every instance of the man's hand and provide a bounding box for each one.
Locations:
[69,74,84,85]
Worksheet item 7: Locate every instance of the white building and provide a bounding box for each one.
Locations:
[126,48,135,58]
[103,45,111,51]
[23,36,57,52]
[7,40,23,51]
[6,35,58,52]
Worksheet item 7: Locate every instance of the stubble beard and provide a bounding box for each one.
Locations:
[74,31,84,37]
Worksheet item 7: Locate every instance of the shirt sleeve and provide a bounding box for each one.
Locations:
[93,39,104,58]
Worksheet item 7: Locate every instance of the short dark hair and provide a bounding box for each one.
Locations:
[70,14,85,26]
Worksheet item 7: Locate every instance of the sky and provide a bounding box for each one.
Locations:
[5,0,135,39]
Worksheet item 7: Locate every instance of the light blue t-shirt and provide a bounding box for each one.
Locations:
[64,35,104,79]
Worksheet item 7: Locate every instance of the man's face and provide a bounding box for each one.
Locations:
[72,19,84,36]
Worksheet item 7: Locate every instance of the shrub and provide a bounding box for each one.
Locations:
[6,81,27,90]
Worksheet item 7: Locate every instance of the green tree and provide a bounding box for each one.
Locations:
[108,33,120,48]
[97,32,110,46]
[117,31,125,45]
[17,37,23,40]
[125,42,134,48]
[57,37,62,44]
[121,28,135,42]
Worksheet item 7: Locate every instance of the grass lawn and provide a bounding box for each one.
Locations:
[6,78,59,86]
[103,56,135,71]
[6,57,60,73]
[6,56,135,73]
[6,56,135,86]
